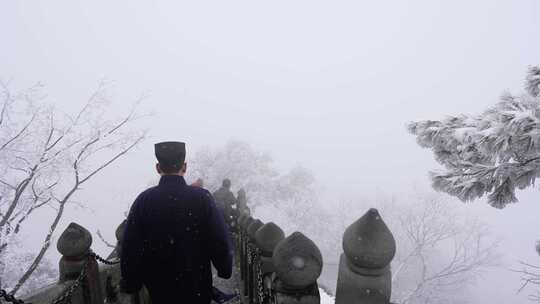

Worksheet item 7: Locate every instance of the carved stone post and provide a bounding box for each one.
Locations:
[247,219,264,303]
[255,222,285,303]
[335,208,396,304]
[272,232,323,304]
[255,222,285,274]
[57,223,103,304]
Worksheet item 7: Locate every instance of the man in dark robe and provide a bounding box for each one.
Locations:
[121,141,233,304]
[212,179,237,227]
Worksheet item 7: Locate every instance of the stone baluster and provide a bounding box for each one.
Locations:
[57,222,103,304]
[246,219,264,303]
[335,208,396,304]
[255,222,285,303]
[272,232,323,304]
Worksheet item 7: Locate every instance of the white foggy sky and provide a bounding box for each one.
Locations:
[2,1,540,303]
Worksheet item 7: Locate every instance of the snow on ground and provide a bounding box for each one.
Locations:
[320,288,335,304]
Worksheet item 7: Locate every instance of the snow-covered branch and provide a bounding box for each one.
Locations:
[0,80,147,294]
[408,65,540,208]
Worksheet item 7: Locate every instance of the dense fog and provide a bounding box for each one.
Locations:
[1,1,540,303]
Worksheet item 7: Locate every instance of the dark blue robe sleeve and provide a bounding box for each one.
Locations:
[120,194,145,293]
[204,191,233,279]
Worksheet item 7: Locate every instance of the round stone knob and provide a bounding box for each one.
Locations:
[272,232,323,289]
[343,208,396,270]
[255,222,285,256]
[115,220,127,242]
[247,219,264,239]
[57,222,92,257]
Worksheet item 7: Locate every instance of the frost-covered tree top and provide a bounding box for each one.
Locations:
[408,66,540,208]
[187,140,317,210]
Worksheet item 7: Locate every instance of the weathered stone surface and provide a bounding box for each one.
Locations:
[342,208,395,270]
[273,280,320,304]
[247,219,264,239]
[335,253,391,304]
[83,259,104,304]
[57,222,92,257]
[272,232,323,289]
[255,222,285,257]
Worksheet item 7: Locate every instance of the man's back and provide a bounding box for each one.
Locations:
[213,186,237,221]
[213,186,236,204]
[121,175,232,304]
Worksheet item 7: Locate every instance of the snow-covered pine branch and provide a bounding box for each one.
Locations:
[408,66,540,208]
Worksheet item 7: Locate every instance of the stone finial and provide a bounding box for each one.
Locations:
[57,222,92,257]
[272,232,323,289]
[247,219,264,239]
[343,208,396,271]
[536,240,540,256]
[115,220,127,242]
[335,208,396,304]
[57,223,103,304]
[255,222,285,257]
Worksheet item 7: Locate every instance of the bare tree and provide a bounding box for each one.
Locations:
[316,192,499,303]
[0,80,147,294]
[513,241,540,302]
[1,238,57,297]
[388,195,500,304]
[188,140,317,211]
[96,229,116,249]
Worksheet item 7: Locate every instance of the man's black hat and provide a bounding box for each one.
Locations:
[154,141,186,167]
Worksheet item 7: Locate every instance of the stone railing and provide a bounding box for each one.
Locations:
[15,196,397,304]
[234,207,396,304]
[20,221,150,304]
